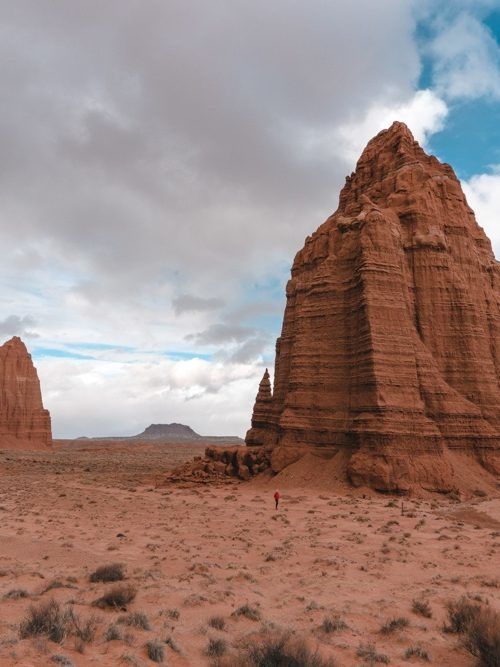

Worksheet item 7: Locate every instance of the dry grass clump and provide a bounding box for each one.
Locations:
[118,611,151,630]
[356,642,389,664]
[445,598,500,667]
[19,600,71,644]
[93,583,136,610]
[411,599,432,618]
[232,604,261,621]
[241,633,336,666]
[19,599,99,647]
[89,563,125,583]
[105,623,123,641]
[404,645,430,661]
[380,616,409,635]
[4,588,29,600]
[208,615,226,630]
[146,639,165,663]
[207,637,227,657]
[321,616,347,633]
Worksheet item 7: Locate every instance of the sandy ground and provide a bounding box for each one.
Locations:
[0,444,499,666]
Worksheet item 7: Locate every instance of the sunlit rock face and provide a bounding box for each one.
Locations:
[246,122,499,492]
[0,336,52,450]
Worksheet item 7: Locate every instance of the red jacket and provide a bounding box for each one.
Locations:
[274,491,280,500]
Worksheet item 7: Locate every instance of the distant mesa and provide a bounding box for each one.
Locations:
[244,121,499,494]
[0,336,52,450]
[133,423,201,440]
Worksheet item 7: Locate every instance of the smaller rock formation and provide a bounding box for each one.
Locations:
[0,336,52,450]
[161,445,272,485]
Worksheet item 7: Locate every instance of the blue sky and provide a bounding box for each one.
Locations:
[0,0,498,438]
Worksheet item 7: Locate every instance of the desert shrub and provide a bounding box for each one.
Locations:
[89,563,125,583]
[412,599,432,618]
[146,639,165,663]
[4,588,29,599]
[93,584,136,610]
[321,616,347,633]
[67,609,99,643]
[20,600,71,644]
[118,611,151,630]
[405,645,430,661]
[208,615,226,630]
[166,608,180,620]
[165,635,181,653]
[357,642,389,664]
[105,623,123,641]
[207,637,227,657]
[380,616,409,634]
[51,655,73,666]
[445,597,482,634]
[232,604,261,621]
[245,633,336,666]
[457,604,500,667]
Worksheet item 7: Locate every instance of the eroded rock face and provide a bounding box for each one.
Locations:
[246,122,500,492]
[0,336,52,450]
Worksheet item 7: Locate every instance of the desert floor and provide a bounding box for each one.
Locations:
[0,444,498,666]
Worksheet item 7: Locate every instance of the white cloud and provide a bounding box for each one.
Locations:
[38,354,263,438]
[332,90,448,165]
[462,169,500,259]
[429,12,500,100]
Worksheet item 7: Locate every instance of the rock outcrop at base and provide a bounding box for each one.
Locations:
[161,445,271,484]
[246,122,500,493]
[0,336,52,450]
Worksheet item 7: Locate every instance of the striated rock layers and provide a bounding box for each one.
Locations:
[246,122,499,493]
[0,336,52,450]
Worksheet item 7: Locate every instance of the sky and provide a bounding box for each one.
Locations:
[0,0,499,438]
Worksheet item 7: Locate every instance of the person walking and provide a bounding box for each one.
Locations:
[274,490,280,510]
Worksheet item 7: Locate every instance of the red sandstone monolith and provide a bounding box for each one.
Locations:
[246,122,499,492]
[0,336,52,449]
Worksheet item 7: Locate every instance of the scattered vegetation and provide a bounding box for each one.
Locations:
[51,655,73,666]
[4,588,29,600]
[146,639,165,663]
[232,604,261,621]
[93,584,136,610]
[207,637,227,657]
[208,615,226,630]
[20,600,71,644]
[105,623,123,642]
[412,599,432,618]
[445,598,500,667]
[404,645,430,661]
[118,611,151,630]
[380,616,409,634]
[68,609,99,643]
[166,608,180,620]
[89,563,125,583]
[243,633,336,666]
[357,642,390,664]
[321,616,347,633]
